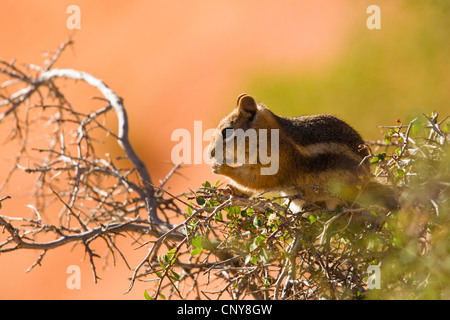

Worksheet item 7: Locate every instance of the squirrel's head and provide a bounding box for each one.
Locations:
[208,94,278,166]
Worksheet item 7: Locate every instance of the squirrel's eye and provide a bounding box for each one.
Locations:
[221,128,232,139]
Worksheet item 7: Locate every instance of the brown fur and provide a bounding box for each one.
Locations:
[208,94,385,211]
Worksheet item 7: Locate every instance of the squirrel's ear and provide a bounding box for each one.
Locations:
[237,94,257,114]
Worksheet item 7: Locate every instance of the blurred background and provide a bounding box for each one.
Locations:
[0,0,448,299]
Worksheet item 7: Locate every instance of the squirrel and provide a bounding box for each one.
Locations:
[208,94,398,212]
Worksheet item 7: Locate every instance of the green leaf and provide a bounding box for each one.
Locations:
[163,249,177,265]
[308,214,317,223]
[214,179,221,186]
[190,247,203,256]
[203,181,211,188]
[253,217,264,228]
[395,169,405,181]
[196,196,205,206]
[169,270,180,281]
[250,236,265,251]
[144,289,152,300]
[158,256,166,270]
[259,248,269,262]
[192,236,203,248]
[254,235,265,245]
[371,152,386,164]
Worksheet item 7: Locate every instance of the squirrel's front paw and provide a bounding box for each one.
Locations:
[212,162,227,174]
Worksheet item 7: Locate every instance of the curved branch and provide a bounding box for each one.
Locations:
[36,69,162,227]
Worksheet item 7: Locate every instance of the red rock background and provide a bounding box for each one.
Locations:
[0,1,448,299]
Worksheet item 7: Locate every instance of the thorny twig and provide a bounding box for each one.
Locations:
[0,39,182,284]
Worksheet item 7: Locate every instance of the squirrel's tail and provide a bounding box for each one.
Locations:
[357,180,400,211]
